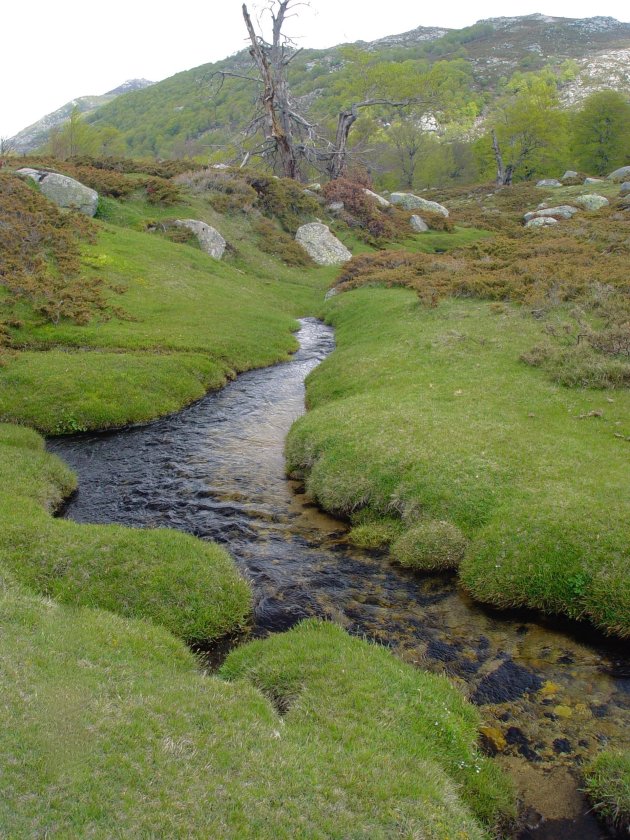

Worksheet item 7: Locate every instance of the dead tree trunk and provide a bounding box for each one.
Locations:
[242,2,301,180]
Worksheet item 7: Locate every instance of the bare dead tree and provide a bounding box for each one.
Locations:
[491,129,514,186]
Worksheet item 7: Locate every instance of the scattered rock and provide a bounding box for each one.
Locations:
[536,179,562,187]
[584,176,604,184]
[471,659,543,704]
[574,194,609,210]
[619,182,630,195]
[174,219,226,259]
[326,201,344,214]
[607,165,630,182]
[211,163,230,170]
[363,188,390,208]
[409,214,429,232]
[524,205,579,222]
[525,216,559,228]
[390,192,449,217]
[16,168,99,216]
[307,183,322,192]
[295,222,352,265]
[561,170,579,180]
[303,188,318,198]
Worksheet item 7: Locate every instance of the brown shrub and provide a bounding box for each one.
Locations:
[253,218,315,267]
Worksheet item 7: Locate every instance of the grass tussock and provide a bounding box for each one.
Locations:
[583,751,630,836]
[0,607,513,838]
[286,289,630,637]
[0,424,251,642]
[391,519,468,571]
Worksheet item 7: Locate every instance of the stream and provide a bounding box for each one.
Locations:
[48,318,629,839]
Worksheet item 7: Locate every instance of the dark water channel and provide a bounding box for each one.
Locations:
[48,318,629,838]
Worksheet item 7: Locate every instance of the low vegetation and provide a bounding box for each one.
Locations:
[0,602,514,838]
[287,289,630,638]
[0,424,251,643]
[584,750,630,835]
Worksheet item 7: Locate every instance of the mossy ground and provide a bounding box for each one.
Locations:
[286,288,630,638]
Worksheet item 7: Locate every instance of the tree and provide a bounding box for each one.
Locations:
[572,90,630,176]
[49,107,99,159]
[486,69,568,185]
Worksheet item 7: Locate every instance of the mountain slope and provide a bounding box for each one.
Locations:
[9,15,630,159]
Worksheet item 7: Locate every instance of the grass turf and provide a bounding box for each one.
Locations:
[0,424,251,643]
[0,598,513,838]
[583,750,630,835]
[286,287,630,637]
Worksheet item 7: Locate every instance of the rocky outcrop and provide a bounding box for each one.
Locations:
[295,223,352,265]
[363,189,391,208]
[389,193,449,217]
[524,205,580,222]
[574,194,609,210]
[536,179,562,187]
[608,165,630,182]
[410,215,429,232]
[525,217,559,228]
[174,220,226,259]
[16,168,99,216]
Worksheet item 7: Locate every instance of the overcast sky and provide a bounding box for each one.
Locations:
[2,0,629,139]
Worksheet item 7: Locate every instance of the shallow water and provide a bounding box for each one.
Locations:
[49,318,628,836]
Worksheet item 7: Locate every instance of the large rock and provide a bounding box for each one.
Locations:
[295,223,352,265]
[523,205,580,222]
[16,168,98,216]
[561,170,579,180]
[175,219,226,260]
[536,179,562,187]
[574,194,609,211]
[619,182,630,195]
[607,165,630,183]
[410,215,429,232]
[363,189,390,208]
[525,217,559,228]
[389,192,449,217]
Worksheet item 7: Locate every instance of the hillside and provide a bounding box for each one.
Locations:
[9,15,630,161]
[9,79,154,153]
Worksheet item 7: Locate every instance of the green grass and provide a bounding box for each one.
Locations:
[286,288,630,637]
[0,424,251,643]
[1,191,334,433]
[0,597,514,838]
[583,750,630,835]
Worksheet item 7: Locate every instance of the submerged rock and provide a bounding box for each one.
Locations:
[174,219,226,259]
[410,215,429,232]
[16,168,98,216]
[472,660,543,705]
[295,222,352,265]
[574,194,609,211]
[390,192,449,217]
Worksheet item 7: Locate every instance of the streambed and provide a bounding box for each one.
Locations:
[49,318,629,838]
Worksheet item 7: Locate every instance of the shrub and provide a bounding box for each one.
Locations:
[253,218,314,266]
[0,173,125,329]
[175,168,258,213]
[390,520,468,571]
[246,175,320,233]
[322,178,412,244]
[144,177,183,205]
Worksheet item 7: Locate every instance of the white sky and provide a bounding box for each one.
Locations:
[2,0,629,139]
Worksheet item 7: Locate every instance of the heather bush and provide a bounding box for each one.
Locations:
[246,175,320,233]
[253,218,315,267]
[175,168,258,213]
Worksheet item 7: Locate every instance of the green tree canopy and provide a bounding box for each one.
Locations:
[572,90,630,176]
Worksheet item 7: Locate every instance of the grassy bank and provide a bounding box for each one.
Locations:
[286,288,630,637]
[0,595,513,838]
[584,750,630,836]
[0,424,251,643]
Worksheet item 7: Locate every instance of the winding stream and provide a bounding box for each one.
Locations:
[49,318,629,839]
